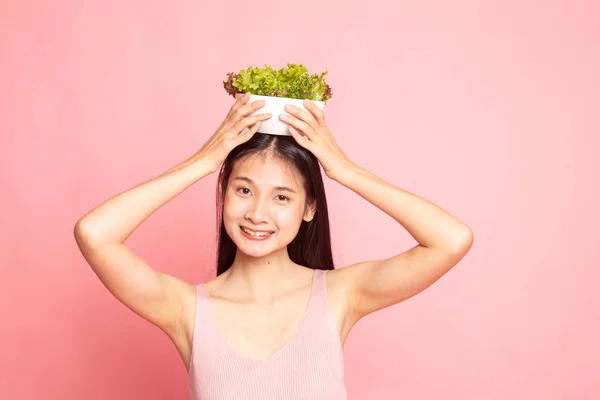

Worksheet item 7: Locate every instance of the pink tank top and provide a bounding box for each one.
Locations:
[188,269,347,400]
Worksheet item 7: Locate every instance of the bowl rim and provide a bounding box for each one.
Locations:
[234,93,326,104]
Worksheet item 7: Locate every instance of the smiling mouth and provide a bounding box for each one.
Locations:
[240,226,275,237]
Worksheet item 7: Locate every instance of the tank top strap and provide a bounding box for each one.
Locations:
[304,268,330,319]
[304,268,342,355]
[191,283,212,343]
[310,268,327,301]
[194,283,210,315]
[194,283,220,337]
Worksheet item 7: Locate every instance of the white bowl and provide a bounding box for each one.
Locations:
[234,93,326,136]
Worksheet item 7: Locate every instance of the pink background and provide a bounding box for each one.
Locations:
[2,1,599,399]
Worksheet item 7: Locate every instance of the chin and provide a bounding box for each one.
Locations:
[236,238,283,258]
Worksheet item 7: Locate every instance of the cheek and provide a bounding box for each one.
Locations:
[223,200,245,220]
[271,207,305,229]
[222,193,248,220]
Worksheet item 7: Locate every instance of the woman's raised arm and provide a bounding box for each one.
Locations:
[73,92,272,334]
[73,156,214,334]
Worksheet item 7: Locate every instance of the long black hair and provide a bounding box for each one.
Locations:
[214,133,334,276]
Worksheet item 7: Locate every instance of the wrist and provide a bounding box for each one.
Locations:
[161,154,215,179]
[190,151,221,173]
[185,156,217,180]
[336,162,363,185]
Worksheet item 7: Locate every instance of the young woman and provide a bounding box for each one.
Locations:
[74,91,474,399]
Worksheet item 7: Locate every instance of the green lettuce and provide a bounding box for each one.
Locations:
[223,63,333,102]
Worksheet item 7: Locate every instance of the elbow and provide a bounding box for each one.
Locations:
[74,219,102,247]
[440,227,473,255]
[74,218,91,238]
[454,228,474,254]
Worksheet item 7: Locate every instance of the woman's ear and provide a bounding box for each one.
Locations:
[303,199,317,222]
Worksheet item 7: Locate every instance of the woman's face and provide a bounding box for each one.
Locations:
[222,152,315,257]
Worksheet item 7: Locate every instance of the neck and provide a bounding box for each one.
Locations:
[222,248,306,304]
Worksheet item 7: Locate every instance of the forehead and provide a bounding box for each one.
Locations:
[230,153,303,191]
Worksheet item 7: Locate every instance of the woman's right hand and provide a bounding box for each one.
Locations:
[193,92,272,173]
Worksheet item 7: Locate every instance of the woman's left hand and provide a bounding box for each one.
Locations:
[279,100,355,182]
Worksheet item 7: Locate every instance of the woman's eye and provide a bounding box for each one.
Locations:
[236,188,288,202]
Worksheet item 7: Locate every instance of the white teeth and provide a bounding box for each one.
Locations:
[240,226,273,237]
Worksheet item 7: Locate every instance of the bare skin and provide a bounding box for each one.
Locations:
[74,92,473,375]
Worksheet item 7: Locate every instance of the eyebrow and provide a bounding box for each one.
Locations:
[232,176,297,194]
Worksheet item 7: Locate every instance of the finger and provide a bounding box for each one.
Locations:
[238,92,250,103]
[224,99,266,131]
[288,125,311,148]
[229,92,251,114]
[284,105,319,131]
[249,120,263,134]
[233,112,272,134]
[237,99,267,118]
[303,99,326,126]
[279,114,316,140]
[238,121,262,141]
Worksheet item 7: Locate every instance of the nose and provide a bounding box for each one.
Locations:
[245,197,270,225]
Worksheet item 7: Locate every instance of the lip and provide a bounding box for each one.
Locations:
[240,226,275,241]
[240,226,275,233]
